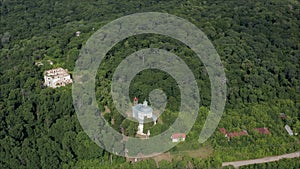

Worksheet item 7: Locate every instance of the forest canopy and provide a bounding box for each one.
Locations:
[0,0,299,168]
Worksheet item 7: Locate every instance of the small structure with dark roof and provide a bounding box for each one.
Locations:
[279,113,287,119]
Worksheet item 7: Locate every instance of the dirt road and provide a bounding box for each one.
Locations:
[222,151,300,168]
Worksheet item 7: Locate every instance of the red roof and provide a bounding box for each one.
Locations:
[134,97,138,101]
[171,133,186,139]
[219,128,227,134]
[254,127,270,135]
[227,130,248,138]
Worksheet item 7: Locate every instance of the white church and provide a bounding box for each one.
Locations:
[132,97,157,136]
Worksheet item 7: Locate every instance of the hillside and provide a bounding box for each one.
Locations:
[0,0,299,168]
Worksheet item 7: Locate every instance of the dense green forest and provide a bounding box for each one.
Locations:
[0,0,299,168]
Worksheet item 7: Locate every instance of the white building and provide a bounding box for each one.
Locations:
[285,125,294,136]
[35,62,43,67]
[44,68,73,88]
[75,31,81,37]
[47,60,53,65]
[132,98,157,135]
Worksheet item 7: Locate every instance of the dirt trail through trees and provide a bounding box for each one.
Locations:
[222,151,300,168]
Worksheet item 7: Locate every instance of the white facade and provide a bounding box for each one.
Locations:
[171,133,186,142]
[171,138,185,142]
[44,68,73,88]
[172,138,185,143]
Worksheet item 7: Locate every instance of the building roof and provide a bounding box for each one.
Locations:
[254,127,271,135]
[219,128,227,134]
[132,101,156,123]
[44,67,73,88]
[134,97,138,101]
[227,130,248,138]
[44,67,70,78]
[285,125,293,135]
[171,133,186,139]
[133,104,153,114]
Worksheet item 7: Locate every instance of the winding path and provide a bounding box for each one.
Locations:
[222,151,300,168]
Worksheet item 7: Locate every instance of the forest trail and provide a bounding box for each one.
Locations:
[222,151,300,168]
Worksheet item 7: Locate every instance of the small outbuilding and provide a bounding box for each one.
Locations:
[75,31,81,37]
[279,113,286,119]
[171,133,186,142]
[285,125,294,136]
